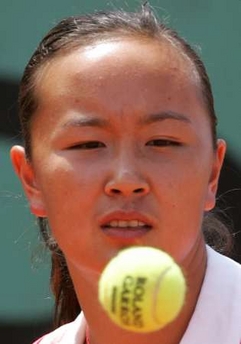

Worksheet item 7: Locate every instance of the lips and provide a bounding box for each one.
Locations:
[99,211,153,240]
[105,219,148,228]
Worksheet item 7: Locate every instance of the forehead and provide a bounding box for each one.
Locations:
[36,38,200,99]
[32,37,209,132]
[29,37,214,151]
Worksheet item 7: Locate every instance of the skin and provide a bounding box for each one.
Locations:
[11,38,226,344]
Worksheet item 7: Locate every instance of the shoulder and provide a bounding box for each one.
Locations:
[204,246,241,315]
[180,246,241,344]
[32,324,71,344]
[206,245,241,283]
[32,313,86,344]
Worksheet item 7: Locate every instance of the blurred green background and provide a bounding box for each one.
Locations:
[0,1,240,343]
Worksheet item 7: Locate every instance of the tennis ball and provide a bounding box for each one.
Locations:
[98,246,186,333]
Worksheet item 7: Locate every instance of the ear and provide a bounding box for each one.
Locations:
[204,139,226,211]
[10,145,46,217]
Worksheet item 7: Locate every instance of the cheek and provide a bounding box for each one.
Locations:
[150,168,210,260]
[34,157,103,233]
[153,152,211,195]
[37,155,101,198]
[151,153,213,228]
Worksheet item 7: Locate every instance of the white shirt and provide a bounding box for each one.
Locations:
[180,246,241,344]
[34,246,241,344]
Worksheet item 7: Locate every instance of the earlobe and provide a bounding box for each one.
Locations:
[205,139,226,211]
[10,145,47,217]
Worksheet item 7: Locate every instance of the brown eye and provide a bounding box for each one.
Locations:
[68,141,106,150]
[147,139,180,147]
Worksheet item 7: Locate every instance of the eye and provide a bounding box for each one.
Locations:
[146,139,181,147]
[68,141,106,150]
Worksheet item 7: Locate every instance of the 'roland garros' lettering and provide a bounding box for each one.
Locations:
[120,276,133,325]
[120,276,147,328]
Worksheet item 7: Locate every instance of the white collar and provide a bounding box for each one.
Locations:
[180,246,241,344]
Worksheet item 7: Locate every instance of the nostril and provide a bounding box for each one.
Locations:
[105,182,150,196]
[134,188,145,193]
[111,189,121,194]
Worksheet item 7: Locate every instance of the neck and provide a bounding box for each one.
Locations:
[71,239,207,344]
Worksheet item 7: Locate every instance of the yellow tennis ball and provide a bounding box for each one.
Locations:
[98,246,186,333]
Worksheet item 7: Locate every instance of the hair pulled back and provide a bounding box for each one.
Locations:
[18,4,232,327]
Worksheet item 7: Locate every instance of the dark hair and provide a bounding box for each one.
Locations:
[18,4,232,328]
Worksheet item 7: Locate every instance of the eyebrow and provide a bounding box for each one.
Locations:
[139,111,191,125]
[62,116,109,128]
[61,111,191,129]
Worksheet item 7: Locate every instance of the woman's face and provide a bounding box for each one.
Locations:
[14,38,225,273]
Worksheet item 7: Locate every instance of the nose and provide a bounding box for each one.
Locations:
[104,168,150,197]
